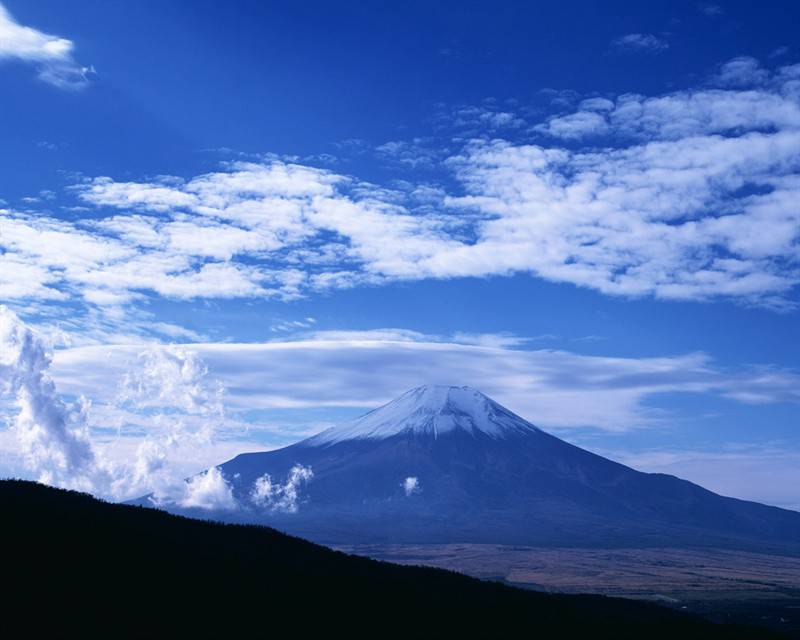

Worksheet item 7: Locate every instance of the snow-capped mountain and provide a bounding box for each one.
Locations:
[134,385,800,552]
[308,385,541,443]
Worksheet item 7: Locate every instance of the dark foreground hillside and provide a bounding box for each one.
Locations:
[0,481,779,639]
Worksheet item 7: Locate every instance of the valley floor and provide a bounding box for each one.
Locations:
[336,544,800,637]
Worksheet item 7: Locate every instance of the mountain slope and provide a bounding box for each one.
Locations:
[0,480,775,639]
[139,385,800,552]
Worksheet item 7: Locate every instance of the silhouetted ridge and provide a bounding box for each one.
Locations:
[1,480,775,639]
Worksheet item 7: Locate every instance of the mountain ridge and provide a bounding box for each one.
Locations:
[133,386,800,554]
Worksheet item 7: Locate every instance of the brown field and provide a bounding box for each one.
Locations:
[336,544,800,635]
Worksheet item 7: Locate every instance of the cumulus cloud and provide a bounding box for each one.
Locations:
[113,344,226,501]
[712,56,769,88]
[0,305,101,490]
[178,466,237,510]
[403,476,420,496]
[0,3,91,89]
[118,345,223,423]
[0,307,236,502]
[534,110,610,139]
[250,464,313,513]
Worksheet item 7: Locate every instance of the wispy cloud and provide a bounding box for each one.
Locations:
[712,56,769,87]
[0,3,92,89]
[697,3,724,17]
[375,138,445,169]
[270,317,317,333]
[611,33,669,53]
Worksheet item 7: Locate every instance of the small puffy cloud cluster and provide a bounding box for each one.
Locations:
[450,105,526,131]
[375,139,445,169]
[536,57,800,141]
[250,464,314,513]
[403,476,420,496]
[178,466,237,511]
[0,3,91,89]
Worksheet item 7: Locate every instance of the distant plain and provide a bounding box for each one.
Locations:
[338,544,800,636]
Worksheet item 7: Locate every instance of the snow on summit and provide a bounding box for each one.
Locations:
[308,385,541,444]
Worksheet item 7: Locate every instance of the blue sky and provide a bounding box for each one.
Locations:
[1,0,799,509]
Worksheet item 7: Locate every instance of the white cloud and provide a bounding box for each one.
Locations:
[403,476,420,496]
[698,3,723,17]
[444,129,800,305]
[250,464,313,513]
[0,3,91,89]
[177,466,237,510]
[449,332,532,349]
[375,139,444,169]
[449,105,527,131]
[578,97,615,112]
[535,110,610,139]
[712,56,769,88]
[48,335,800,433]
[0,305,101,491]
[0,308,242,501]
[611,33,669,53]
[270,317,317,333]
[109,344,230,500]
[118,344,223,419]
[1,58,799,331]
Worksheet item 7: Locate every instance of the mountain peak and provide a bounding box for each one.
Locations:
[307,385,541,444]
